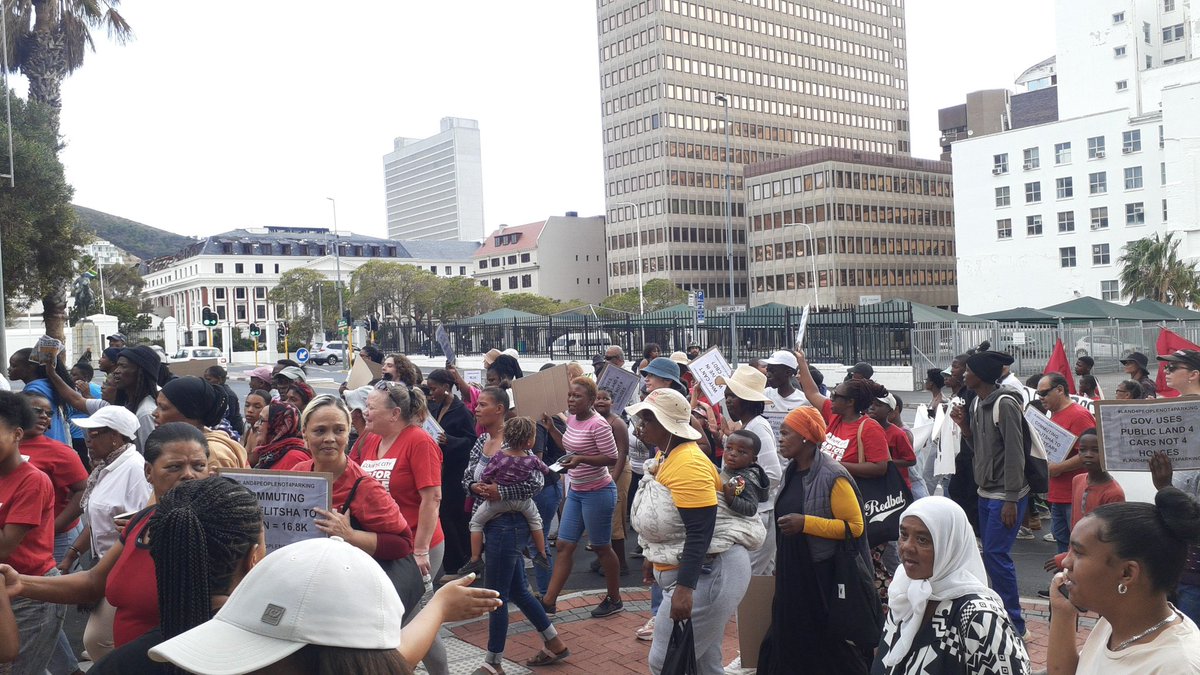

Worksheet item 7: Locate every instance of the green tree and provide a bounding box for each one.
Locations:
[426,276,497,321]
[269,268,342,343]
[602,279,686,313]
[1118,233,1200,306]
[69,257,151,333]
[0,88,85,331]
[502,292,568,315]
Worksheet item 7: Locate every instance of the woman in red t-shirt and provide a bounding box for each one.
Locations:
[20,393,89,555]
[2,422,210,654]
[795,352,890,479]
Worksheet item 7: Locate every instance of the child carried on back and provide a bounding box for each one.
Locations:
[720,429,771,516]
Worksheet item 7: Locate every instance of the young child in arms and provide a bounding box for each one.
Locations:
[720,429,771,517]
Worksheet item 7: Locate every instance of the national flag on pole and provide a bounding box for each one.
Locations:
[1043,338,1077,394]
[1154,327,1200,398]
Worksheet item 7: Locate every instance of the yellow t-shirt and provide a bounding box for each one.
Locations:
[653,442,721,571]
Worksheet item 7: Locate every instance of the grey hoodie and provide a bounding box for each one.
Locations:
[721,463,771,517]
[970,387,1029,502]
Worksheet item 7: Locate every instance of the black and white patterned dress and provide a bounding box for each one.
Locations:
[871,593,1030,675]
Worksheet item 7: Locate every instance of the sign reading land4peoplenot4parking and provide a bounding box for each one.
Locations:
[1095,398,1200,471]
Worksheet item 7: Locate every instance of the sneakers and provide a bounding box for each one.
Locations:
[1043,533,1056,543]
[532,552,551,570]
[591,595,625,618]
[635,617,655,641]
[630,546,645,560]
[1037,588,1052,599]
[1016,526,1034,540]
[456,558,486,576]
[724,654,757,675]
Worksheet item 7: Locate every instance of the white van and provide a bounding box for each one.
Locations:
[551,331,612,352]
[170,347,227,366]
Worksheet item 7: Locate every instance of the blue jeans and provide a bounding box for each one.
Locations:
[49,522,83,675]
[557,484,617,547]
[531,481,563,595]
[484,513,559,662]
[979,496,1028,636]
[1050,502,1072,554]
[1177,582,1200,625]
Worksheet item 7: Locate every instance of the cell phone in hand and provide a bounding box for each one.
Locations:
[548,454,575,473]
[114,510,138,522]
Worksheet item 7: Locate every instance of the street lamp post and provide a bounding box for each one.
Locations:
[615,201,645,315]
[716,94,736,365]
[326,197,347,367]
[797,222,820,311]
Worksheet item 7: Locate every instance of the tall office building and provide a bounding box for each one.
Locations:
[383,117,485,242]
[597,0,912,303]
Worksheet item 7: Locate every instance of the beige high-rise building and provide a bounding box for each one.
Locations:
[597,0,912,303]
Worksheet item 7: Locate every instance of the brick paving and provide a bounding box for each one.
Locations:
[440,588,1094,674]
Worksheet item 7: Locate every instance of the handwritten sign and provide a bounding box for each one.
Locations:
[689,347,733,405]
[1024,408,1079,464]
[762,411,787,440]
[218,469,333,553]
[1096,398,1200,471]
[596,363,640,416]
[463,369,483,386]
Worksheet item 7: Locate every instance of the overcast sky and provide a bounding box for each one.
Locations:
[23,1,1056,241]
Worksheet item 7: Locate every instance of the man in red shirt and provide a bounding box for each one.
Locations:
[1035,373,1096,554]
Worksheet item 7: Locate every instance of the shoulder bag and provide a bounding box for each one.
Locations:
[854,421,913,546]
[341,476,426,617]
[825,520,884,651]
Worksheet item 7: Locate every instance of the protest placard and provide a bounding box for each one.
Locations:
[346,355,375,388]
[689,347,732,404]
[510,363,571,419]
[795,305,811,348]
[1024,408,1079,464]
[168,358,220,378]
[596,364,640,416]
[935,401,959,477]
[762,410,787,440]
[421,413,444,442]
[463,369,483,386]
[218,469,333,553]
[1096,398,1200,471]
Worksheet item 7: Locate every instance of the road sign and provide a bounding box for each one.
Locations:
[696,290,706,325]
[295,347,310,364]
[1012,332,1027,346]
[337,319,348,328]
[715,304,747,314]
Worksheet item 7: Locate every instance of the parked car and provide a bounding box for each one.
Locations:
[169,346,227,366]
[1074,335,1140,359]
[550,331,612,353]
[310,341,348,365]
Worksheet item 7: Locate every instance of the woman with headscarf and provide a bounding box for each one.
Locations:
[284,381,315,412]
[248,402,309,471]
[111,346,164,449]
[757,406,873,675]
[153,376,248,472]
[872,497,1030,674]
[7,347,74,445]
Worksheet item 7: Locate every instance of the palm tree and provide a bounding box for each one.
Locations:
[1118,232,1200,307]
[2,0,132,339]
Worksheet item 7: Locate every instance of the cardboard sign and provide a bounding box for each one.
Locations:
[463,369,483,386]
[421,413,444,442]
[217,469,333,553]
[510,363,571,419]
[1024,408,1080,464]
[1096,398,1200,471]
[346,355,376,388]
[595,364,640,416]
[737,575,775,669]
[168,358,220,378]
[795,304,811,348]
[762,410,787,440]
[689,347,733,405]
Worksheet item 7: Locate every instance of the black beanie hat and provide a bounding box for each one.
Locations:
[965,350,1014,384]
[161,376,228,427]
[118,346,161,378]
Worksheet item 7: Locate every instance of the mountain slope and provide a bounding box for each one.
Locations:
[73,205,195,260]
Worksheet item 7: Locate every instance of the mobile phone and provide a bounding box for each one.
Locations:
[114,510,138,522]
[1059,583,1070,600]
[548,455,575,473]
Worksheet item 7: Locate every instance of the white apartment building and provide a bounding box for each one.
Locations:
[142,226,479,345]
[383,117,485,242]
[952,0,1200,314]
[83,239,135,266]
[473,214,609,304]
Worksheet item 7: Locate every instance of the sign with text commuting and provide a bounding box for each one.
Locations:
[218,469,334,553]
[1024,408,1079,464]
[1095,398,1200,471]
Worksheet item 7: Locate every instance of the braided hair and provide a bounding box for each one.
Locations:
[840,378,889,415]
[503,416,537,451]
[149,477,262,641]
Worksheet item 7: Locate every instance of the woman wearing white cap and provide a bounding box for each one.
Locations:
[629,388,757,675]
[714,364,782,576]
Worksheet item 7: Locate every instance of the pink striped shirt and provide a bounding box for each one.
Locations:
[563,413,618,491]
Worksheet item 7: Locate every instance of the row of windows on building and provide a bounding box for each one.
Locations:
[991,130,1147,174]
[155,295,278,323]
[1111,44,1186,70]
[602,83,659,119]
[611,254,747,277]
[664,84,898,135]
[995,202,1157,240]
[478,253,531,269]
[750,203,954,231]
[606,137,786,175]
[995,166,1158,207]
[750,168,953,201]
[662,110,898,155]
[607,281,747,301]
[479,275,534,291]
[754,267,958,294]
[608,224,748,252]
[751,236,955,263]
[603,198,747,238]
[1057,244,1124,269]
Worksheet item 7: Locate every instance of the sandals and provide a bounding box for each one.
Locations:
[471,664,504,675]
[526,646,571,667]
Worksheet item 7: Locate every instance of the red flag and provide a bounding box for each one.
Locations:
[1043,338,1077,394]
[1155,328,1200,397]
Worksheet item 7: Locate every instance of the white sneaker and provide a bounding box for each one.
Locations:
[635,616,655,641]
[724,654,756,675]
[1043,533,1056,543]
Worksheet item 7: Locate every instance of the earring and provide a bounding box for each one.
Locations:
[1117,582,1128,595]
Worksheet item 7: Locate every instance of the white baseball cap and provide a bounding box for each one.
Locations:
[73,405,140,441]
[343,385,374,413]
[148,537,405,675]
[875,393,897,410]
[762,350,799,371]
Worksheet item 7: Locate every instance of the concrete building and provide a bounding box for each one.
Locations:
[142,226,479,346]
[383,117,485,241]
[473,213,609,304]
[951,0,1200,314]
[597,0,912,304]
[745,148,957,308]
[83,239,137,266]
[936,74,1059,161]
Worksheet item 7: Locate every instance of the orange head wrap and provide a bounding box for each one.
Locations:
[783,406,826,445]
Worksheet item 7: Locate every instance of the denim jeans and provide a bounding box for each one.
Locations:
[11,569,66,675]
[978,496,1028,636]
[1177,582,1200,625]
[531,481,563,595]
[484,513,559,663]
[557,484,617,547]
[1050,502,1072,554]
[49,522,83,674]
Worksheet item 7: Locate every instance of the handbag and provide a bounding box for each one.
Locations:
[825,520,884,650]
[342,477,426,617]
[854,422,914,546]
[661,619,698,675]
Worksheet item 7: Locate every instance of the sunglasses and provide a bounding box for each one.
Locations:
[604,355,620,361]
[1035,388,1057,398]
[29,407,52,418]
[1164,363,1193,373]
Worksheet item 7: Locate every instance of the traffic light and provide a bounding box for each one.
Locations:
[279,321,289,337]
[201,307,218,327]
[342,310,352,325]
[249,323,261,338]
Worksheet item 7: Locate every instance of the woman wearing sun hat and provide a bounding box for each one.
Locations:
[714,364,782,575]
[639,356,712,456]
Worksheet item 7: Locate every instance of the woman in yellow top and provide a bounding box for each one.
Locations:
[757,406,873,675]
[628,388,752,675]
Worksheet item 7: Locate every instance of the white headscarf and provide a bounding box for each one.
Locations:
[882,496,1000,668]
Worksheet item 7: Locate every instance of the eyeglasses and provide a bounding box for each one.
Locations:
[1035,388,1056,398]
[29,407,51,418]
[1164,363,1193,373]
[604,355,620,362]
